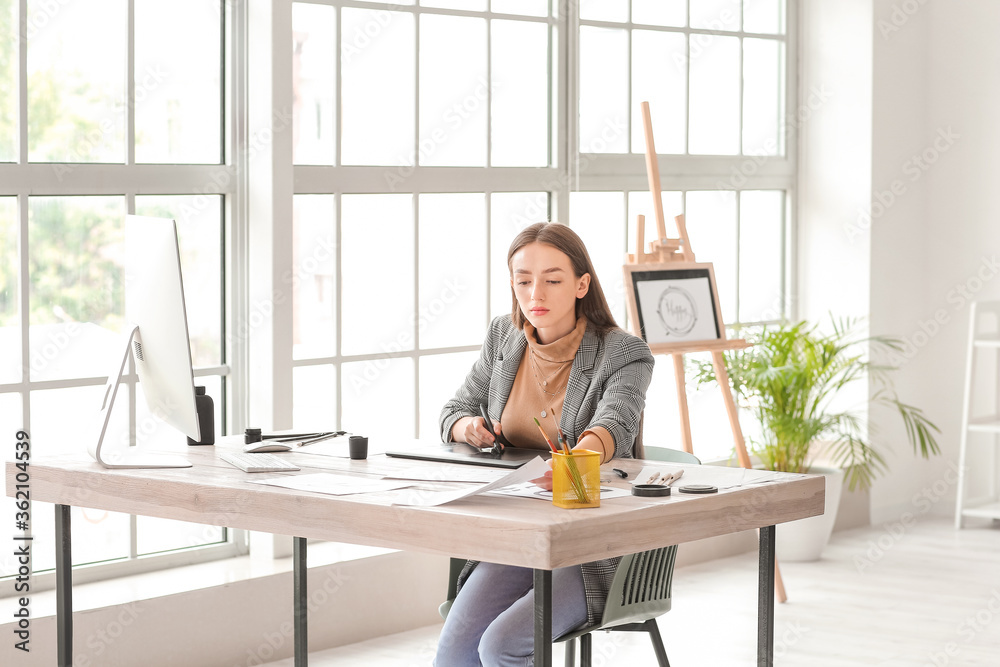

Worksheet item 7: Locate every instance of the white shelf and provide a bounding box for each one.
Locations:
[961,501,1000,521]
[967,418,1000,434]
[956,302,1000,529]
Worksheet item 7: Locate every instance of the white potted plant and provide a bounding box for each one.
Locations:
[693,317,941,560]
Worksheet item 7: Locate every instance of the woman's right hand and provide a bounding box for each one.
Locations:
[452,416,503,450]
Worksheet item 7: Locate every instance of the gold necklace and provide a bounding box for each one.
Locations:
[529,348,571,417]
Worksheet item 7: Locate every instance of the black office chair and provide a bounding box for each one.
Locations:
[439,446,698,666]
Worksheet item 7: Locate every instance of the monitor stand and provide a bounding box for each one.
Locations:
[88,326,192,469]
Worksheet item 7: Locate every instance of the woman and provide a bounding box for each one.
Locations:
[436,222,654,666]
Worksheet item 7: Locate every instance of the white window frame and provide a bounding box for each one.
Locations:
[286,0,798,441]
[1,0,799,590]
[0,0,247,595]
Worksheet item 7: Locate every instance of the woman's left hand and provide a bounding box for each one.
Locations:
[530,459,554,491]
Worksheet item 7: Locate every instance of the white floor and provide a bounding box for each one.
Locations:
[264,518,1000,666]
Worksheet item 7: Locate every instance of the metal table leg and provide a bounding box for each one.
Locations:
[533,569,553,667]
[758,525,776,666]
[294,537,308,666]
[56,504,73,667]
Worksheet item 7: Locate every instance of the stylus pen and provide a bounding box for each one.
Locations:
[263,431,342,442]
[479,404,503,455]
[293,432,347,447]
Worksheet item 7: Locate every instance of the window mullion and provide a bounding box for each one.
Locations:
[684,0,691,155]
[486,16,492,167]
[412,194,420,438]
[335,193,343,430]
[335,5,342,167]
[18,192,28,428]
[127,0,135,166]
[17,0,27,164]
[554,0,575,220]
[414,11,421,171]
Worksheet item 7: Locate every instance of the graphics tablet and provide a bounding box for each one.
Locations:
[385,441,550,469]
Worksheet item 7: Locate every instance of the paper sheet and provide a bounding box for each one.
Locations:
[390,456,552,507]
[633,465,795,490]
[487,482,632,501]
[380,465,511,484]
[249,472,412,496]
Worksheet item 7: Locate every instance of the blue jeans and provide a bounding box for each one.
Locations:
[434,561,589,667]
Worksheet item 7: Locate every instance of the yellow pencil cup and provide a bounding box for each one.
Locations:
[551,450,601,509]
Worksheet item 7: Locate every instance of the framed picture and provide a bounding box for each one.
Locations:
[623,262,726,352]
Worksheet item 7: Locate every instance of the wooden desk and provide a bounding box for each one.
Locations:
[6,443,824,666]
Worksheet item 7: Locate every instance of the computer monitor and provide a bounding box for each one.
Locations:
[88,215,199,468]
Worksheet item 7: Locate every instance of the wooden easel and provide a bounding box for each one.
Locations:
[627,101,788,602]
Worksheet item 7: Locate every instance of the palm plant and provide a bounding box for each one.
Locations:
[693,317,940,491]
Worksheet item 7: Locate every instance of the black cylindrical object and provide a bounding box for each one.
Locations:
[348,435,368,460]
[187,386,215,445]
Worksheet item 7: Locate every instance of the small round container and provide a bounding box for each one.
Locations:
[678,484,718,494]
[632,484,671,497]
[244,427,262,444]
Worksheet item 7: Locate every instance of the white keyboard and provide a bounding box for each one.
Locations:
[221,452,301,473]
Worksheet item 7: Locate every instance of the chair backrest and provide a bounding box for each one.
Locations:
[594,446,696,628]
[599,545,678,628]
[632,412,645,459]
[642,446,701,465]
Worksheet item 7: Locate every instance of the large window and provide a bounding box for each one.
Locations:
[1,0,794,590]
[290,1,560,442]
[0,0,236,590]
[290,0,794,462]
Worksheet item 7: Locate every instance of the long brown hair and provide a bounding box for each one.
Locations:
[507,222,619,335]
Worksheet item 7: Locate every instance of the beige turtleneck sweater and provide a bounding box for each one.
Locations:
[500,316,615,462]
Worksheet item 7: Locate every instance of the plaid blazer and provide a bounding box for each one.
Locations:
[440,315,655,626]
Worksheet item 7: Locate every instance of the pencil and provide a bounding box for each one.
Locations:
[532,417,559,454]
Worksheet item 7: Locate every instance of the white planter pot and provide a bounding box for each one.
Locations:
[775,465,844,562]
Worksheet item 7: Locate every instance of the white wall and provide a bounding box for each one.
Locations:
[798,0,873,325]
[797,0,874,525]
[800,0,1000,523]
[867,0,1000,522]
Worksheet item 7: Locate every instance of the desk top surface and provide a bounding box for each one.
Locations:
[6,440,824,569]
